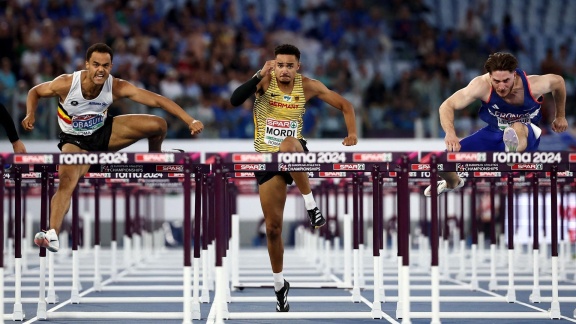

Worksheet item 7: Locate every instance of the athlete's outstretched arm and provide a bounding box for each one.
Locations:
[114,79,203,135]
[439,76,488,151]
[306,78,357,146]
[22,74,70,131]
[529,74,567,133]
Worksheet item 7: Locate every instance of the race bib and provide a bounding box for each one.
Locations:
[497,116,530,130]
[72,114,105,133]
[264,118,298,146]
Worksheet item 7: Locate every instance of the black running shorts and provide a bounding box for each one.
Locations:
[254,138,308,185]
[57,117,114,151]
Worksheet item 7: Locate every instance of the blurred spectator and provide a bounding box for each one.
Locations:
[501,13,524,54]
[271,2,302,33]
[539,47,562,75]
[0,0,573,141]
[484,25,503,55]
[457,8,483,48]
[435,29,460,60]
[391,5,414,42]
[241,4,266,46]
[159,69,184,101]
[0,57,16,103]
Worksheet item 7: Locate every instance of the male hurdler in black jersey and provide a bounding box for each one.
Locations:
[230,44,357,312]
[424,52,567,197]
[22,43,204,252]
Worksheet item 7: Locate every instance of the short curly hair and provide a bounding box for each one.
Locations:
[484,52,518,73]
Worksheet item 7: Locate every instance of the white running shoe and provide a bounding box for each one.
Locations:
[503,127,519,152]
[424,178,465,197]
[34,229,59,252]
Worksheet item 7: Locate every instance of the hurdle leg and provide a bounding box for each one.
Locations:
[201,247,211,303]
[93,244,102,291]
[395,256,403,319]
[6,239,13,275]
[529,249,541,303]
[110,240,118,278]
[207,243,215,291]
[379,246,385,301]
[550,169,561,319]
[230,214,239,291]
[559,239,567,281]
[343,213,352,286]
[123,235,132,269]
[36,256,47,319]
[431,266,440,324]
[488,243,497,290]
[358,243,365,287]
[351,247,361,302]
[505,173,516,303]
[11,258,24,321]
[0,267,4,323]
[469,244,478,290]
[456,239,465,280]
[71,249,80,303]
[323,239,332,278]
[192,257,201,319]
[371,255,382,318]
[46,252,58,303]
[441,239,449,278]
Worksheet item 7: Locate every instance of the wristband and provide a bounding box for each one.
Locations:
[254,70,263,80]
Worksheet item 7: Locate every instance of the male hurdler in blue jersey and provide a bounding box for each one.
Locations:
[425,52,567,196]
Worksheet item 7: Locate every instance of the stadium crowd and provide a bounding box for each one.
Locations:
[0,0,575,148]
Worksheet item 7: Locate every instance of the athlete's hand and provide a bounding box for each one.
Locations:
[11,140,26,153]
[189,120,204,135]
[342,134,358,146]
[259,60,276,78]
[551,116,568,133]
[21,114,35,131]
[444,133,461,152]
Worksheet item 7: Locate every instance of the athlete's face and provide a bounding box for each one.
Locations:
[274,54,299,85]
[85,52,113,85]
[490,70,515,97]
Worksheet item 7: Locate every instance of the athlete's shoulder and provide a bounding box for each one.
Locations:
[468,73,492,91]
[301,75,325,90]
[48,72,75,94]
[111,75,134,91]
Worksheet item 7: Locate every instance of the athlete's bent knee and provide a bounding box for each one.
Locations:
[510,122,528,138]
[149,116,168,136]
[279,137,302,152]
[57,172,81,194]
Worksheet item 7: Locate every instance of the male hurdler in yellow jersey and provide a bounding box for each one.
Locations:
[253,70,305,152]
[22,43,204,253]
[230,44,358,312]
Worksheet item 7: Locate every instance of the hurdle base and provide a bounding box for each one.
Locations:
[36,300,47,319]
[11,304,24,321]
[192,302,201,320]
[550,301,561,319]
[529,288,541,303]
[46,291,59,304]
[488,277,498,291]
[506,289,516,303]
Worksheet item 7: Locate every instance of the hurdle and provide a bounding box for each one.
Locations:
[2,152,209,322]
[1,158,4,324]
[409,151,570,321]
[205,151,397,322]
